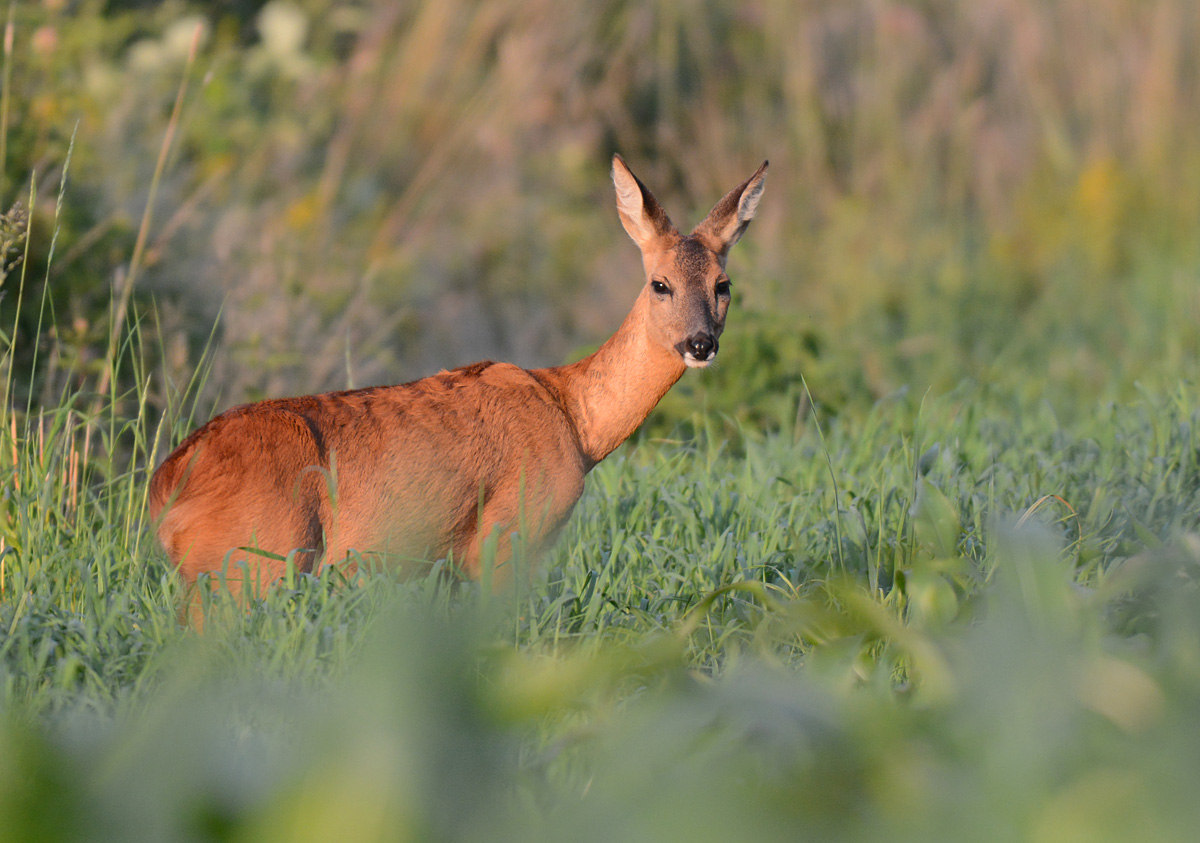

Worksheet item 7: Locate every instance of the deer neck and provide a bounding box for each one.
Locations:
[536,292,687,466]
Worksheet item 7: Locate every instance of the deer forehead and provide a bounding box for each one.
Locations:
[647,237,722,284]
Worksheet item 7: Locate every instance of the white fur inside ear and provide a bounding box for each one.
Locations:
[737,176,765,223]
[612,165,644,219]
[613,159,663,245]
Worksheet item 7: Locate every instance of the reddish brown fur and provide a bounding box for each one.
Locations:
[149,155,767,619]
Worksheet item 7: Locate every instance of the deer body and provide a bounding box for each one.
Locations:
[149,156,767,603]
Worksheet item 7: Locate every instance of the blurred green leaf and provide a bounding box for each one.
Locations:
[911,478,961,564]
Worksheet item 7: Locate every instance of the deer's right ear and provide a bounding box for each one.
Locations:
[692,160,768,260]
[612,155,676,251]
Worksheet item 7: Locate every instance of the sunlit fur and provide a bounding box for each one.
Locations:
[149,155,767,619]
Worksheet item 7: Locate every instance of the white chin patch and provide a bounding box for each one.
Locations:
[683,354,714,369]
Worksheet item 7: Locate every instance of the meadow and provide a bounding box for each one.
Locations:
[3,1,1200,840]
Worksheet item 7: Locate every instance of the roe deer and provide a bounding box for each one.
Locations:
[149,155,767,612]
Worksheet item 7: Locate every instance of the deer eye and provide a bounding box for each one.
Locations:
[651,279,670,295]
[715,278,731,297]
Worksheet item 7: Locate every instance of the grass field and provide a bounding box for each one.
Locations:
[4,1,1200,841]
[4,329,1200,840]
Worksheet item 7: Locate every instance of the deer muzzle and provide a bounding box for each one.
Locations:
[679,333,718,368]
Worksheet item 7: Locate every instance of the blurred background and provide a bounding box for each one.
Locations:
[4,0,1200,431]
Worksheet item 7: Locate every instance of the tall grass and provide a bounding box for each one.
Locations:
[4,317,1200,838]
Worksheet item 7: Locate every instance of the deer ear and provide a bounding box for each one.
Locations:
[612,154,677,251]
[692,161,768,258]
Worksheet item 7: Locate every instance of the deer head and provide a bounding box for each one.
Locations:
[611,155,768,368]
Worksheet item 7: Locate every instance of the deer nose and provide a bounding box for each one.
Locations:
[687,333,716,360]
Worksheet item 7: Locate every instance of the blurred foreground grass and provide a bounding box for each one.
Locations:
[6,542,1200,843]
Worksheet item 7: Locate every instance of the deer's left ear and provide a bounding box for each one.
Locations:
[612,154,678,252]
[692,161,768,259]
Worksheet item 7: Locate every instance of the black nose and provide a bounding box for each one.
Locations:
[687,334,715,359]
